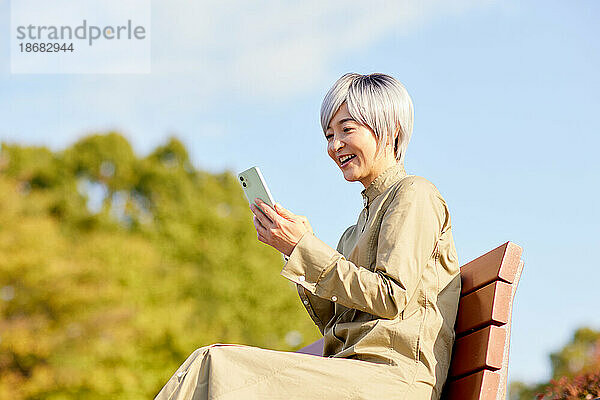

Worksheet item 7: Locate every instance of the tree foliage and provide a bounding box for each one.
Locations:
[0,134,320,399]
[509,327,600,400]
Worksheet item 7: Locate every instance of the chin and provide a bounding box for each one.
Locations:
[342,171,360,182]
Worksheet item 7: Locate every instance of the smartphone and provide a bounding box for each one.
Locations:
[238,167,289,262]
[237,166,276,210]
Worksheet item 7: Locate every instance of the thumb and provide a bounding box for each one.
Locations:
[274,203,294,218]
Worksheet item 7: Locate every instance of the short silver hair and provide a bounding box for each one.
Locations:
[320,73,414,164]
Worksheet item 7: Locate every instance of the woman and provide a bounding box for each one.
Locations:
[155,73,460,400]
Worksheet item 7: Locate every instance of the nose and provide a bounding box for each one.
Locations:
[331,135,344,152]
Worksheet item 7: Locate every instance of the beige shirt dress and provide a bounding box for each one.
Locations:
[155,163,461,400]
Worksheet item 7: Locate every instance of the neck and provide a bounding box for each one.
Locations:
[360,157,398,188]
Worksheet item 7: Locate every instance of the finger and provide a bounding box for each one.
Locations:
[295,214,310,228]
[253,217,270,243]
[274,203,294,218]
[257,231,269,244]
[251,203,272,227]
[255,199,279,223]
[253,215,268,235]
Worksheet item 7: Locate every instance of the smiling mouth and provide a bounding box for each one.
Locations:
[339,154,356,167]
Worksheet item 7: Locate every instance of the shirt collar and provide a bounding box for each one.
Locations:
[361,163,407,206]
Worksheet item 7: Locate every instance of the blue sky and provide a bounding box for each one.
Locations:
[1,0,599,385]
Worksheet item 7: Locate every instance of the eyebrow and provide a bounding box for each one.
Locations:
[326,117,356,130]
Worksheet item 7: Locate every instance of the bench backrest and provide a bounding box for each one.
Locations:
[296,242,524,400]
[443,241,524,400]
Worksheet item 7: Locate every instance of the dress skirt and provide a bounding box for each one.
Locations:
[155,344,431,400]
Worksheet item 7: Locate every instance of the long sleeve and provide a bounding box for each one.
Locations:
[281,177,446,320]
[293,226,355,334]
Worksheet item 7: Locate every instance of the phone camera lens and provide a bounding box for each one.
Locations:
[242,182,247,187]
[239,176,244,181]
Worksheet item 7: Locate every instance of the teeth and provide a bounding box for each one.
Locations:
[339,155,355,164]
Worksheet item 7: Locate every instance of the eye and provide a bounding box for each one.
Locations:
[325,134,333,140]
[343,127,353,133]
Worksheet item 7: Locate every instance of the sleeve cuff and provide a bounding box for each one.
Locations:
[280,232,339,294]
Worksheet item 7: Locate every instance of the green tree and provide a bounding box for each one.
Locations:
[0,134,320,399]
[510,327,600,400]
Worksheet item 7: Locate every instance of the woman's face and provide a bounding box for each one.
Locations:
[325,103,396,188]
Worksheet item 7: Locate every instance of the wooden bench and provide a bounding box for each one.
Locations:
[296,242,524,400]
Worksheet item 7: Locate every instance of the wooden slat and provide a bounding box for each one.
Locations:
[460,242,522,295]
[455,281,512,336]
[444,370,500,400]
[449,325,506,378]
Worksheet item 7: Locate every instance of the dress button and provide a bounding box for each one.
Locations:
[298,276,305,282]
[331,296,337,302]
[303,300,309,305]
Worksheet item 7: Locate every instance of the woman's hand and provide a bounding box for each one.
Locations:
[250,199,313,256]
